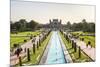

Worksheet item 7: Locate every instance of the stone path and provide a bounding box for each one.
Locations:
[63,31,95,61]
[10,34,43,66]
[72,38,95,61]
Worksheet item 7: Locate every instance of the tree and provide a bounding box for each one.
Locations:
[10,19,39,32]
[28,20,38,31]
[86,23,95,32]
[18,19,27,31]
[71,23,77,31]
[82,19,87,23]
[82,19,88,32]
[71,19,95,32]
[66,21,71,29]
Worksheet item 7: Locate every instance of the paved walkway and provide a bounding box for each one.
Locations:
[72,38,95,61]
[10,34,43,66]
[63,31,95,61]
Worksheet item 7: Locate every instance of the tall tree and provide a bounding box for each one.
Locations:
[66,21,71,29]
[28,20,38,31]
[71,19,95,32]
[18,19,27,31]
[82,19,88,32]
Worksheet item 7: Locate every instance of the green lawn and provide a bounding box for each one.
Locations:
[79,36,95,48]
[71,31,95,36]
[70,31,83,36]
[15,31,52,66]
[10,30,41,48]
[71,31,95,48]
[59,32,93,62]
[11,30,41,36]
[10,37,30,48]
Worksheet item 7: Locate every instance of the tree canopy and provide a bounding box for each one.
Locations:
[10,19,39,32]
[66,19,95,32]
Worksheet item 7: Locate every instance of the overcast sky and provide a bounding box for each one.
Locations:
[11,0,95,24]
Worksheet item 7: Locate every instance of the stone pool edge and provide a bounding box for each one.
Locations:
[58,31,73,63]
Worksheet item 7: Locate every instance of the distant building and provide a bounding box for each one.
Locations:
[49,19,62,30]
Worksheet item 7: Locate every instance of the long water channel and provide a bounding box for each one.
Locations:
[45,31,66,64]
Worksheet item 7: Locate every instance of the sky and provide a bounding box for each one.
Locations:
[11,0,95,24]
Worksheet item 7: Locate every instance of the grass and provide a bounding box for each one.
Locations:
[71,31,95,36]
[11,30,41,36]
[10,30,41,48]
[71,31,83,36]
[79,36,95,48]
[10,37,30,48]
[15,31,52,66]
[71,31,95,48]
[59,32,93,63]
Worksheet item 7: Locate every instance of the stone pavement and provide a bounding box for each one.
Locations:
[72,38,95,61]
[10,34,43,66]
[62,31,95,61]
